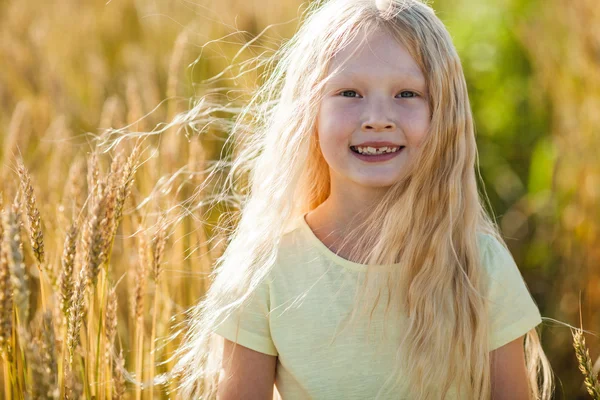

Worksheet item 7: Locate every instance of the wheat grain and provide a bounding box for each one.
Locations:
[99,152,125,264]
[82,179,109,287]
[59,223,78,320]
[167,28,189,103]
[16,158,45,266]
[102,185,118,262]
[67,266,87,365]
[87,152,100,209]
[573,328,600,399]
[114,146,139,226]
[126,76,144,130]
[63,156,87,223]
[99,96,121,130]
[105,285,118,359]
[151,216,167,281]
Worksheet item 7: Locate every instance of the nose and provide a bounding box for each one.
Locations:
[361,120,396,131]
[361,101,396,132]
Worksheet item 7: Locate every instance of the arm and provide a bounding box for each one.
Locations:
[217,338,278,400]
[490,335,531,400]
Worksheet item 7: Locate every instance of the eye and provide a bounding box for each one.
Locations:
[398,91,418,98]
[339,90,361,98]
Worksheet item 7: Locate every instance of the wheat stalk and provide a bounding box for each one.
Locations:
[0,207,14,361]
[29,311,59,399]
[64,366,83,400]
[113,347,126,399]
[573,328,600,399]
[149,216,168,399]
[134,227,149,400]
[0,203,13,400]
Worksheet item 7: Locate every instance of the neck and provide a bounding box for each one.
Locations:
[305,195,382,259]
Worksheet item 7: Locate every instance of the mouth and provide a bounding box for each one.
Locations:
[349,145,405,155]
[349,145,405,163]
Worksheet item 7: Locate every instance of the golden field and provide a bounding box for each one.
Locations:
[0,0,599,398]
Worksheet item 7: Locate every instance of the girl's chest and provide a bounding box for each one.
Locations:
[268,269,410,398]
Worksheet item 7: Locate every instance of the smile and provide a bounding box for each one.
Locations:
[349,146,405,162]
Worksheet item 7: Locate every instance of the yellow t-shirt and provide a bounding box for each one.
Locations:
[213,214,542,399]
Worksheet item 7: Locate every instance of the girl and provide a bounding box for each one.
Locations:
[172,0,555,398]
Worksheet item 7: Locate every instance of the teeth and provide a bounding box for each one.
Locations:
[353,146,401,155]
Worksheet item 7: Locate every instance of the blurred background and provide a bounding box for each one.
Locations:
[0,0,598,398]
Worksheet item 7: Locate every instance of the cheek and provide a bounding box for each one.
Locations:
[401,108,430,146]
[317,104,355,143]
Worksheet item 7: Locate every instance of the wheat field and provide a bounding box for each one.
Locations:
[0,0,599,398]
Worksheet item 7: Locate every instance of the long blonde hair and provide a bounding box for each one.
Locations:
[170,0,555,398]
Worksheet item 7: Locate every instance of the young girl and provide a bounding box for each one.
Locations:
[172,0,554,398]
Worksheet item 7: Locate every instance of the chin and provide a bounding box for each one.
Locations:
[355,178,399,188]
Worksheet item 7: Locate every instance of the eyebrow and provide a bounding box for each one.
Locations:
[327,69,426,86]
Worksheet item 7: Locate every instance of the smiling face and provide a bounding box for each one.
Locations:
[316,27,431,193]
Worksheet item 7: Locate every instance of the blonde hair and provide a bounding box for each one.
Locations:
[169,0,555,398]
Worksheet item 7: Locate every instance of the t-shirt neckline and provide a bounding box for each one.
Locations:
[298,212,398,271]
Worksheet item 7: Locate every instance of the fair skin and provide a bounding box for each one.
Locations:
[217,339,277,400]
[311,27,430,253]
[218,335,531,399]
[490,335,533,400]
[218,27,531,400]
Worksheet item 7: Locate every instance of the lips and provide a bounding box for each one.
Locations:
[350,141,404,147]
[349,146,405,162]
[349,145,405,154]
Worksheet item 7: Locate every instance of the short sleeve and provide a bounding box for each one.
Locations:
[480,234,542,351]
[212,276,278,356]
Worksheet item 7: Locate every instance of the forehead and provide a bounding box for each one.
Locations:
[327,28,424,82]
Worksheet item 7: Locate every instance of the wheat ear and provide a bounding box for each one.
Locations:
[573,328,600,399]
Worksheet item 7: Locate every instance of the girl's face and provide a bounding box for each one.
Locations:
[317,28,430,191]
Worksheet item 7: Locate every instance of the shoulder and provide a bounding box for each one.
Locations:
[476,233,542,350]
[476,231,539,309]
[275,215,310,261]
[476,232,517,278]
[263,217,310,280]
[475,232,539,310]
